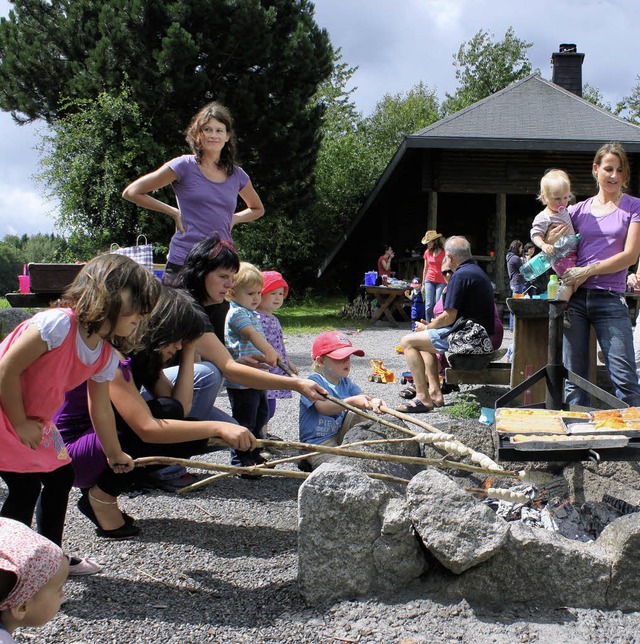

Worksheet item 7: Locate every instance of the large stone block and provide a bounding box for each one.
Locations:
[597,513,640,610]
[450,522,611,608]
[372,498,428,591]
[0,308,32,340]
[298,464,426,605]
[407,468,509,574]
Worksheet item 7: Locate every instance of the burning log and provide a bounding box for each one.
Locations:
[603,494,640,516]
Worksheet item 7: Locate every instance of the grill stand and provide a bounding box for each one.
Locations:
[496,300,623,411]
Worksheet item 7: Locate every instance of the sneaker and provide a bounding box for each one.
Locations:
[68,557,102,576]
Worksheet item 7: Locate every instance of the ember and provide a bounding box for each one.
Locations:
[483,479,634,542]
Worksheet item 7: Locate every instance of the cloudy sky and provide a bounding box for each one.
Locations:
[0,0,638,237]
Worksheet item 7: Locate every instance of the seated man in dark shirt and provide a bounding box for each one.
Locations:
[396,236,495,413]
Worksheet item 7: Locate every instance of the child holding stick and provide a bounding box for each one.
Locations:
[56,286,256,535]
[256,271,298,442]
[298,331,384,470]
[225,263,279,472]
[0,254,159,570]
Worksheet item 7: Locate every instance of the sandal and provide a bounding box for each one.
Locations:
[394,399,433,414]
[399,385,416,399]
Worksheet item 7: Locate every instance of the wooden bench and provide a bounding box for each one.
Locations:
[444,350,511,386]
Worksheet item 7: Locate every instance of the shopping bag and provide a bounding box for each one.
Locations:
[110,235,154,271]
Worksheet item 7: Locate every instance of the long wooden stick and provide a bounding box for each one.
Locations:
[183,360,505,492]
[184,434,453,493]
[280,358,502,471]
[136,438,516,479]
[133,456,411,487]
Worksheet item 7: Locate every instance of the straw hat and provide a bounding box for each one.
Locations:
[421,230,442,244]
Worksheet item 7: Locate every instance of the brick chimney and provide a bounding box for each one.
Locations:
[551,43,584,97]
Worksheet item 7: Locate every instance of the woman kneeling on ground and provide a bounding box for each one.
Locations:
[56,287,257,538]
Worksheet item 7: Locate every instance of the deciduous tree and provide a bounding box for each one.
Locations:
[442,27,534,115]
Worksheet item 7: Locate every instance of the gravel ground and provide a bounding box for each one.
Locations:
[5,322,640,643]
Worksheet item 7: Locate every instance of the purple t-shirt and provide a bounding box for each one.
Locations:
[166,155,250,265]
[570,194,640,292]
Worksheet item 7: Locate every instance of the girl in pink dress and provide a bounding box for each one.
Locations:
[0,254,159,574]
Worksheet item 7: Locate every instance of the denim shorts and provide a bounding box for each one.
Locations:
[428,326,452,353]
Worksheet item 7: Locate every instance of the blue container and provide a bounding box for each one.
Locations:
[153,269,164,281]
[364,271,377,286]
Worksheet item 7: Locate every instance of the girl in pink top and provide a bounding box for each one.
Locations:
[421,230,446,321]
[0,254,159,574]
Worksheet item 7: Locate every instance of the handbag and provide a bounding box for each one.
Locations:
[110,235,154,271]
[442,317,493,355]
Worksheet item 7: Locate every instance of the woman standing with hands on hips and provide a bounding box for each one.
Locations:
[549,142,640,406]
[122,102,265,286]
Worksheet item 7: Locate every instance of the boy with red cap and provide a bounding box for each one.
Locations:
[299,331,384,470]
[256,271,298,443]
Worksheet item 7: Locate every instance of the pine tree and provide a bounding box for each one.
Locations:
[0,0,333,278]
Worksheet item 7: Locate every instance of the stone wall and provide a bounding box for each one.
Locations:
[297,422,640,609]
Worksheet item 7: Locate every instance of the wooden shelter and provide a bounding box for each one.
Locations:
[319,57,640,296]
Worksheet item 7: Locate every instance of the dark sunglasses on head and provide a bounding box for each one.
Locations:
[442,269,453,277]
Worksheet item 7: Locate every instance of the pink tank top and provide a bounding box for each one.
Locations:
[0,309,113,473]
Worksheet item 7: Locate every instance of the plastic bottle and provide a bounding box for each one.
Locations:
[519,233,582,282]
[547,274,559,299]
[553,233,581,259]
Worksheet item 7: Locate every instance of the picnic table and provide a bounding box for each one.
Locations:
[5,263,85,308]
[363,285,410,326]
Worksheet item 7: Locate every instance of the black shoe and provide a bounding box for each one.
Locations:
[252,453,268,466]
[441,382,460,395]
[80,491,136,525]
[297,459,312,472]
[77,495,141,540]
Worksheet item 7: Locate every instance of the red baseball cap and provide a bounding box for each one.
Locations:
[261,271,289,298]
[312,331,365,360]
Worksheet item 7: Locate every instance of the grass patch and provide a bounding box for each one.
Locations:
[278,295,369,335]
[441,390,482,419]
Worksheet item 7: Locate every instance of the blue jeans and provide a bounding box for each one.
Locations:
[144,361,235,424]
[425,281,445,322]
[227,388,269,466]
[563,288,640,406]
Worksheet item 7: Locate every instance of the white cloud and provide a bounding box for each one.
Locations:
[0,183,57,237]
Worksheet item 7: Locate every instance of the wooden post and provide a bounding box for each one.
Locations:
[427,191,438,230]
[495,193,506,296]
